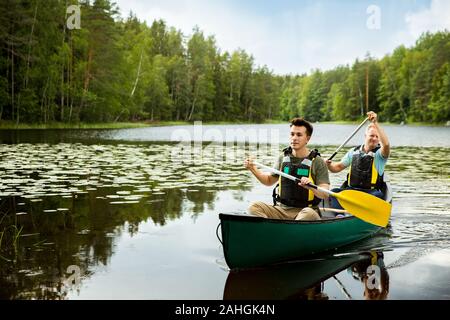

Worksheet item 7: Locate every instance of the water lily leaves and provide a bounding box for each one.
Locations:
[0,142,261,215]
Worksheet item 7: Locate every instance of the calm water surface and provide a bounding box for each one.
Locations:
[0,124,449,300]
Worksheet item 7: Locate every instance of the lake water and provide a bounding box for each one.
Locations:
[0,123,449,300]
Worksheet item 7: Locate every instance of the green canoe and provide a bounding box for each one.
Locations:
[219,183,392,269]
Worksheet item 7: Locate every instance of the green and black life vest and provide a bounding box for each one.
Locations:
[347,144,384,190]
[272,147,322,208]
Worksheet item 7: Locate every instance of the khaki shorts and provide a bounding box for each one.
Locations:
[248,201,321,220]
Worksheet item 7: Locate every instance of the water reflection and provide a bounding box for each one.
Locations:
[0,136,449,299]
[350,252,389,300]
[2,124,448,147]
[223,251,389,300]
[0,185,243,299]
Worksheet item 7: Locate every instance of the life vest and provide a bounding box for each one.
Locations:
[272,147,322,208]
[347,144,384,190]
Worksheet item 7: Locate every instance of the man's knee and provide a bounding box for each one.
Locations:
[248,201,268,218]
[295,207,321,221]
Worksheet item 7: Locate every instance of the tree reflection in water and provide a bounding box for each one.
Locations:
[0,184,248,299]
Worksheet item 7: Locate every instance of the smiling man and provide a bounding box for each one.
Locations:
[326,111,391,209]
[244,118,330,220]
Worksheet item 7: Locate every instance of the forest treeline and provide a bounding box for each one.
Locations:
[0,0,449,125]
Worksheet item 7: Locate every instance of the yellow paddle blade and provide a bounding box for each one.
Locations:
[333,189,392,227]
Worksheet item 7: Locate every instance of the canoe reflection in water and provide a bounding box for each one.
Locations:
[349,251,389,300]
[223,251,389,300]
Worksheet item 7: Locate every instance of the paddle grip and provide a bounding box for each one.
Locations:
[294,179,318,190]
[328,151,338,161]
[306,183,318,190]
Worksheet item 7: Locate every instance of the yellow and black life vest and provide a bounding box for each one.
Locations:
[272,147,322,208]
[347,145,384,190]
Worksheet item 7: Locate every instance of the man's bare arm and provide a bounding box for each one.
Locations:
[244,158,279,186]
[326,160,346,173]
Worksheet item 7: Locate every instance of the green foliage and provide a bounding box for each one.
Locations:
[429,62,450,122]
[0,1,448,124]
[280,33,450,124]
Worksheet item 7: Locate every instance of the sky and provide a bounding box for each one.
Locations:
[113,0,450,75]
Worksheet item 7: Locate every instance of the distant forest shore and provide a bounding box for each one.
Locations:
[1,119,448,130]
[1,0,449,126]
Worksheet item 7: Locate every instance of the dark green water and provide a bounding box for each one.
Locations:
[0,125,449,299]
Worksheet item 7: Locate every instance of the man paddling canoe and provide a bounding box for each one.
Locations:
[244,118,330,220]
[326,111,391,210]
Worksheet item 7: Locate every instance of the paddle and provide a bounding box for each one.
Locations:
[253,161,391,227]
[328,118,369,161]
[320,208,348,214]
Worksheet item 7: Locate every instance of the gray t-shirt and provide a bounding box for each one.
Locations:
[271,152,330,209]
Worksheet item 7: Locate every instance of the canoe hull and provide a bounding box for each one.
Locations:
[219,213,382,269]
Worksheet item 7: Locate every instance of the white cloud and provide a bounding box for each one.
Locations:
[426,250,450,267]
[387,0,450,54]
[405,0,450,38]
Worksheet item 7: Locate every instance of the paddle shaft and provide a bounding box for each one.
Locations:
[253,161,334,196]
[320,207,348,213]
[328,118,369,161]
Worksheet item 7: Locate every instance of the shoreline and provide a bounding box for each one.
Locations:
[0,120,448,130]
